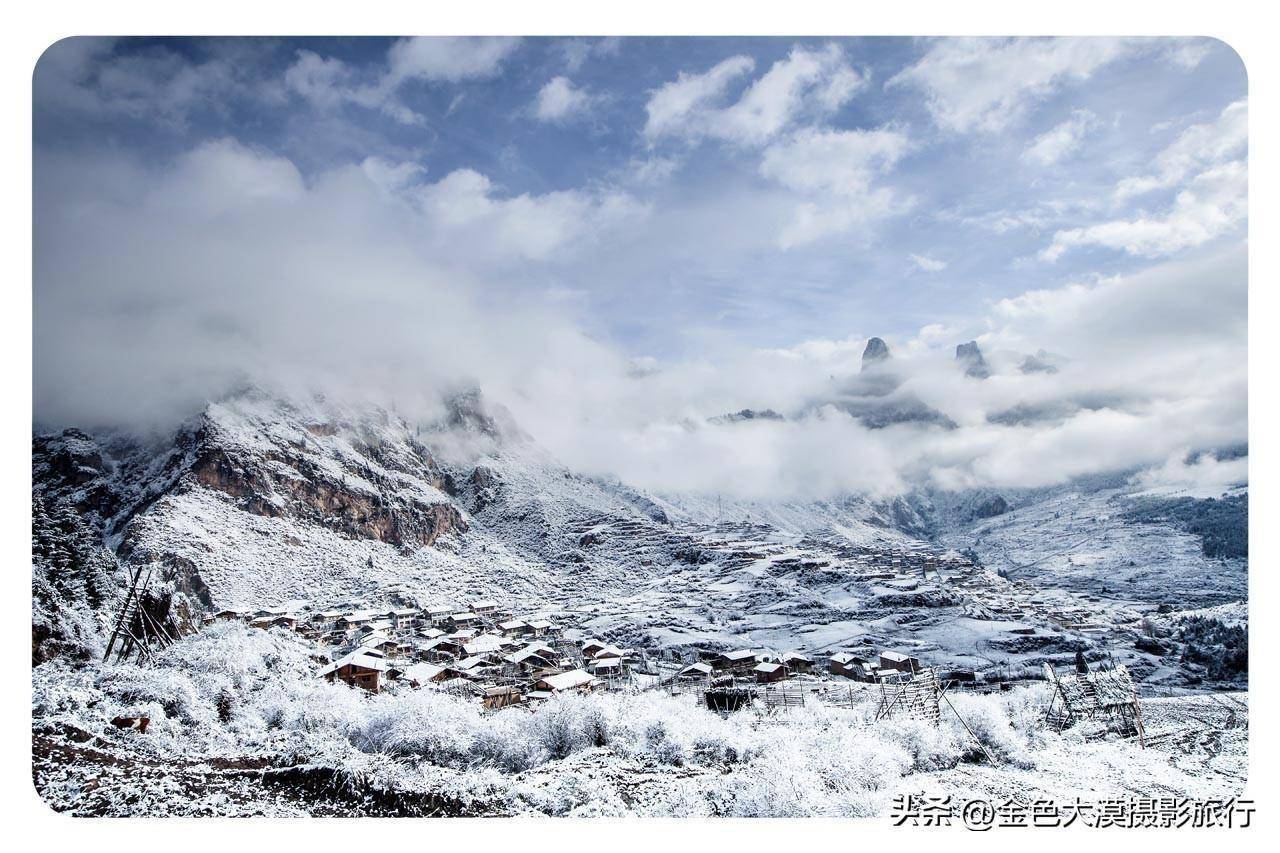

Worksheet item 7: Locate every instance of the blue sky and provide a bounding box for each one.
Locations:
[34,37,1246,356]
[32,37,1249,496]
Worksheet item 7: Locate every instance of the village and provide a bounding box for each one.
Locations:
[203,596,971,712]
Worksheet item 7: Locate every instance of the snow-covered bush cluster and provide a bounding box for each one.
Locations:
[34,623,1047,816]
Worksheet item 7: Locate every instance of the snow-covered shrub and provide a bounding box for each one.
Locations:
[945,691,1034,767]
[353,689,481,764]
[881,715,965,770]
[704,712,914,817]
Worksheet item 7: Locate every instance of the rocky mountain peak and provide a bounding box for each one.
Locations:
[955,340,990,379]
[1019,349,1063,375]
[861,337,891,371]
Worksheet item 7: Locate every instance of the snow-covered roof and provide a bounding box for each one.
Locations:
[880,650,912,663]
[498,619,527,630]
[539,669,597,692]
[463,634,506,655]
[679,662,712,675]
[320,648,386,676]
[506,644,556,664]
[402,663,445,684]
[719,649,757,661]
[754,662,783,673]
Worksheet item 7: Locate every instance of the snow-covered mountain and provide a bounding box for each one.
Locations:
[32,386,1247,687]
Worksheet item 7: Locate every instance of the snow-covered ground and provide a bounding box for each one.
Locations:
[32,624,1247,817]
[31,392,1249,816]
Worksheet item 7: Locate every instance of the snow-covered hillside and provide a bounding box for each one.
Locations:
[32,387,1247,686]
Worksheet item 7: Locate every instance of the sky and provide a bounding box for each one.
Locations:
[32,37,1248,498]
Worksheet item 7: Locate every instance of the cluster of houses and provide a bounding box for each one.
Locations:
[670,646,933,686]
[205,595,995,707]
[674,649,816,684]
[205,599,643,708]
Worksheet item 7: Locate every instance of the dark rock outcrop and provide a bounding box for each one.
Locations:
[956,341,990,379]
[862,337,891,371]
[710,408,785,425]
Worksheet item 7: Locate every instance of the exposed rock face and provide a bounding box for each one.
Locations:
[956,341,991,379]
[831,395,957,431]
[1019,349,1061,374]
[973,494,1009,519]
[186,435,465,548]
[862,337,891,371]
[710,408,785,425]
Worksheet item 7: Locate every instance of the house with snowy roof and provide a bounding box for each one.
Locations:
[535,669,597,694]
[320,648,386,693]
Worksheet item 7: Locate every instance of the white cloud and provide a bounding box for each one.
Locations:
[1114,98,1247,201]
[1043,159,1246,260]
[408,168,648,261]
[558,37,621,72]
[1160,38,1215,70]
[35,37,285,127]
[889,38,1130,133]
[1021,109,1099,166]
[534,76,594,123]
[1132,450,1248,498]
[644,45,866,147]
[284,37,521,125]
[385,36,520,84]
[759,126,912,247]
[910,254,947,272]
[643,55,756,141]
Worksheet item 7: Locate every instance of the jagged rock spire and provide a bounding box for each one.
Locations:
[862,337,891,371]
[955,340,990,379]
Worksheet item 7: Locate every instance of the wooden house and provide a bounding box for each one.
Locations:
[320,648,386,693]
[879,650,920,674]
[677,661,713,680]
[402,662,466,687]
[482,686,523,710]
[829,652,870,680]
[497,619,530,638]
[535,669,598,695]
[590,657,623,678]
[389,609,419,630]
[424,605,452,626]
[449,612,480,630]
[714,649,758,673]
[419,637,465,661]
[505,643,558,673]
[753,662,787,684]
[338,611,377,632]
[780,652,813,674]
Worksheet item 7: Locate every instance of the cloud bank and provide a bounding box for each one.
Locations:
[33,37,1248,502]
[34,137,1246,500]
